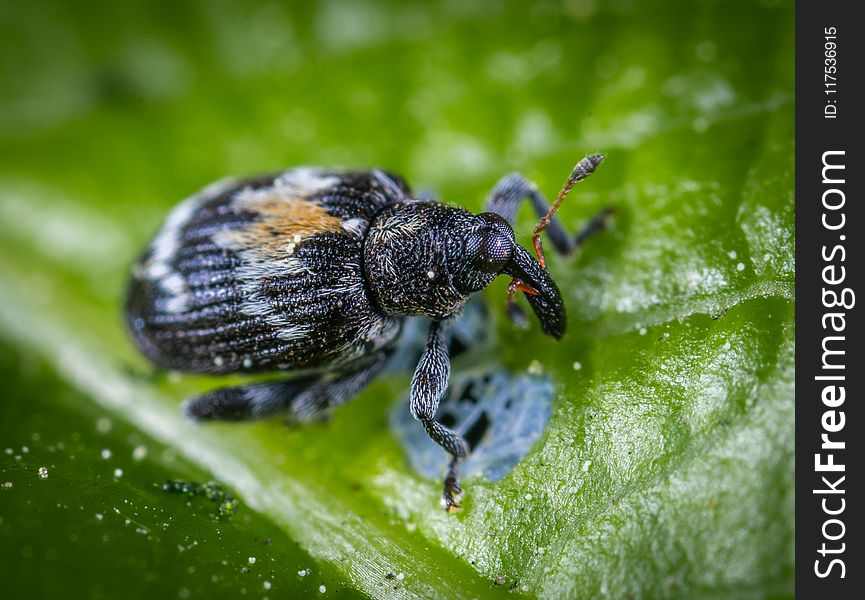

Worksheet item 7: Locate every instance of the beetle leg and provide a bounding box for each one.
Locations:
[485,173,576,257]
[183,350,393,423]
[485,167,613,328]
[505,279,530,329]
[183,375,319,421]
[288,349,393,422]
[484,164,613,260]
[409,321,469,512]
[573,205,616,250]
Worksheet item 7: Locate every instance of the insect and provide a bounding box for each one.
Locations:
[125,155,609,510]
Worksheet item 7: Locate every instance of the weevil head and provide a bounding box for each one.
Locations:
[364,202,565,337]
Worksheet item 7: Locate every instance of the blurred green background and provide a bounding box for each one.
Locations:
[0,0,793,598]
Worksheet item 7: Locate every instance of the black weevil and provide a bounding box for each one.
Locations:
[125,154,609,510]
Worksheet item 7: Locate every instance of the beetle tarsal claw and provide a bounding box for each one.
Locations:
[442,476,463,512]
[441,456,463,511]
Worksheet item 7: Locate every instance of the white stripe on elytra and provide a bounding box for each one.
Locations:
[275,167,341,196]
[143,177,236,314]
[144,169,374,343]
[370,169,406,201]
[229,169,340,214]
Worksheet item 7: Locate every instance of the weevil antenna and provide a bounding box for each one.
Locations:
[531,153,605,268]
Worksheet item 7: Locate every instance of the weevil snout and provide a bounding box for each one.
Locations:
[503,243,566,339]
[450,211,565,338]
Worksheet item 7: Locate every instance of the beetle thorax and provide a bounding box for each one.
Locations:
[363,202,473,319]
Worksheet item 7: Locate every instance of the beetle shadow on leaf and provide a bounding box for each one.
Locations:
[390,369,554,483]
[387,293,554,482]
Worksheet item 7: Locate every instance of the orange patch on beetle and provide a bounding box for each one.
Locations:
[218,189,344,255]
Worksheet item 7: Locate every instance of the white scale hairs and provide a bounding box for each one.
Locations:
[144,169,341,317]
[142,177,237,314]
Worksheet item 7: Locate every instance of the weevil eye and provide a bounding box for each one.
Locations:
[472,230,511,273]
[471,213,514,274]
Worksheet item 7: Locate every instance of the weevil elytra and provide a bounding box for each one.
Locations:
[125,155,609,510]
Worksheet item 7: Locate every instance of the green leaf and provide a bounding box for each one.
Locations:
[1,0,793,597]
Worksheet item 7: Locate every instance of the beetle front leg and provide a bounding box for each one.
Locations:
[485,167,613,327]
[485,173,576,256]
[485,169,613,257]
[409,321,469,511]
